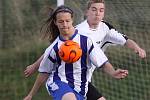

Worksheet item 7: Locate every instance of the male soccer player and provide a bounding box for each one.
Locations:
[24,0,146,100]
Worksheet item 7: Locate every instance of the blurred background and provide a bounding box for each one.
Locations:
[0,0,150,100]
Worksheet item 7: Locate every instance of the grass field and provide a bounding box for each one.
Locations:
[0,0,150,100]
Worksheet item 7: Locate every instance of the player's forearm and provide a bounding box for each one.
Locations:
[125,39,140,52]
[27,73,49,97]
[103,62,116,77]
[33,54,44,70]
[125,39,146,58]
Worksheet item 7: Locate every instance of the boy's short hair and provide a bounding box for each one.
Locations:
[87,0,105,9]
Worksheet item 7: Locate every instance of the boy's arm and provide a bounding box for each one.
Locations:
[23,73,49,100]
[24,54,44,77]
[102,62,128,79]
[125,39,146,58]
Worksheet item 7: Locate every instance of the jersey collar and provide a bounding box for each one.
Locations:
[59,29,78,41]
[85,20,102,31]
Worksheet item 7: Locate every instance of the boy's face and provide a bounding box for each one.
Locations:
[86,3,105,25]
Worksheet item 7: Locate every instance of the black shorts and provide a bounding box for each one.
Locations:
[86,82,103,100]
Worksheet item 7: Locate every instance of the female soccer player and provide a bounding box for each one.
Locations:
[24,0,146,100]
[23,5,128,100]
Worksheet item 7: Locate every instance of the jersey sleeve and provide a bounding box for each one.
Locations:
[101,22,128,51]
[38,37,60,74]
[104,29,128,45]
[38,48,57,73]
[43,37,59,59]
[87,38,108,68]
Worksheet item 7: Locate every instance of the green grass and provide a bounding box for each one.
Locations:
[0,0,150,100]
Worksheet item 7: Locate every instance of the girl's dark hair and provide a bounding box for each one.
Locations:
[41,5,74,42]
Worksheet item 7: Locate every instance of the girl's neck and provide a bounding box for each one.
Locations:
[60,28,75,40]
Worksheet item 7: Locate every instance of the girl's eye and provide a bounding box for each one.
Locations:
[66,20,70,22]
[58,21,63,23]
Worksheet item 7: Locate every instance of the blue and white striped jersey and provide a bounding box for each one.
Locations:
[39,30,108,96]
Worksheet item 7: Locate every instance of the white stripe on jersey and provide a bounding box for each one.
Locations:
[39,37,59,73]
[39,30,108,96]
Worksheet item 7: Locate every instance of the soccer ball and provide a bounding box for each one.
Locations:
[58,40,82,63]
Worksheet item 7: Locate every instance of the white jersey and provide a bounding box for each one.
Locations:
[76,20,128,51]
[76,20,128,82]
[39,30,108,96]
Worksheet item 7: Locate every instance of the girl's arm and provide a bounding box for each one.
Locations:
[24,54,44,77]
[23,73,49,100]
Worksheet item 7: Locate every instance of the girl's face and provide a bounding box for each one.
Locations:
[55,12,73,35]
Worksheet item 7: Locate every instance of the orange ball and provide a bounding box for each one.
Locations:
[58,40,82,63]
